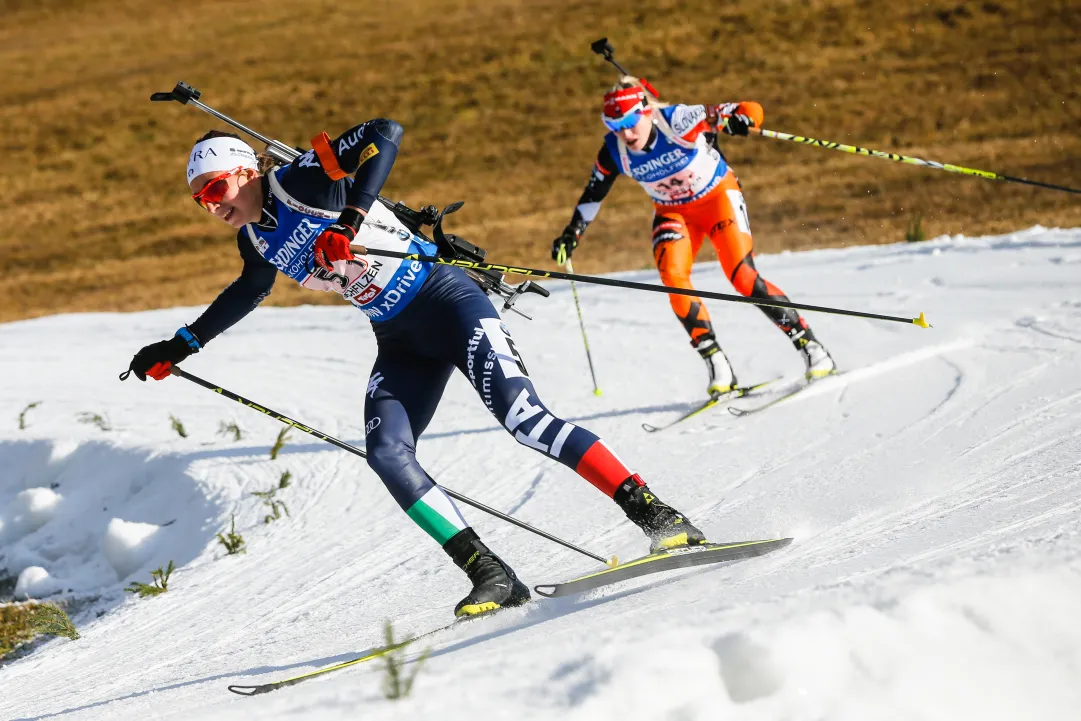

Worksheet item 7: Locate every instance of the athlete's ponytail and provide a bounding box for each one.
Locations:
[613,75,670,112]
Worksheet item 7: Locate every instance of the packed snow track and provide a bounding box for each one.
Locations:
[2,227,1080,720]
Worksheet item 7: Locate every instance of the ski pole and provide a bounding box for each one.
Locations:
[352,243,930,328]
[590,40,1080,196]
[748,128,1081,195]
[564,258,602,396]
[118,366,616,566]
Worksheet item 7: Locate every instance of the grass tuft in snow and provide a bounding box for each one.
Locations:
[17,401,41,430]
[169,415,188,438]
[251,473,291,524]
[1,602,79,660]
[263,503,288,524]
[124,561,175,598]
[269,427,290,460]
[77,412,111,431]
[905,212,926,242]
[217,420,243,441]
[381,620,429,700]
[26,604,80,641]
[216,514,246,555]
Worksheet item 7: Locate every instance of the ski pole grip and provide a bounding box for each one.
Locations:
[149,81,200,104]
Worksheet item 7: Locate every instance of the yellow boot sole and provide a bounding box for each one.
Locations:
[454,601,501,617]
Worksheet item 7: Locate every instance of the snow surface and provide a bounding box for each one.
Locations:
[13,566,58,599]
[2,226,1080,720]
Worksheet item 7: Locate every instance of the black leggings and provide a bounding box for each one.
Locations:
[363,266,631,547]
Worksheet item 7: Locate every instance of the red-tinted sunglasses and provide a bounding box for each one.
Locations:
[191,166,245,209]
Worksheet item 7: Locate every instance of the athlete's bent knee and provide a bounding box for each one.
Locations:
[660,272,693,290]
[365,439,415,480]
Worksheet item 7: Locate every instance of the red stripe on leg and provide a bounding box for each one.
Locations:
[731,262,759,296]
[575,440,634,497]
[764,279,787,297]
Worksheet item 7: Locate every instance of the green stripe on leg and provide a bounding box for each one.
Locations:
[405,488,468,545]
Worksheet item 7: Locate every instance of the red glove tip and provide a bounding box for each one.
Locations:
[148,361,173,380]
[313,228,356,270]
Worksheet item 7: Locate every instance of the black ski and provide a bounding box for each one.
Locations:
[533,538,792,598]
[642,379,778,432]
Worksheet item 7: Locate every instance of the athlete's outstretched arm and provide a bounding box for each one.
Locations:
[552,144,621,261]
[569,143,621,234]
[127,235,276,381]
[187,246,278,345]
[707,101,764,137]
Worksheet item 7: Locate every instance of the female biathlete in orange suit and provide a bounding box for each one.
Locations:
[553,79,836,398]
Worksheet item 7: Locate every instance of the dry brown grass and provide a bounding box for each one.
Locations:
[1,0,1079,322]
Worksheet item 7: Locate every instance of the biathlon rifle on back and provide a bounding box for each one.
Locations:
[150,82,550,319]
[152,82,929,327]
[590,39,1081,195]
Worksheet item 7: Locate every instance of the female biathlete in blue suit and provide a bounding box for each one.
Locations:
[127,119,707,617]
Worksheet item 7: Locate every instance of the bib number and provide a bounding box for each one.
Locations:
[726,189,751,235]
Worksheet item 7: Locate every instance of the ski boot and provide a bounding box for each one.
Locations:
[695,335,738,400]
[800,339,837,380]
[614,476,707,552]
[444,529,530,617]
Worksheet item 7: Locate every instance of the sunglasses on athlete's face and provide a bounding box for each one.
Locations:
[603,110,645,133]
[191,167,245,210]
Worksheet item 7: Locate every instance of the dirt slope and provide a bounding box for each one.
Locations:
[1,0,1078,321]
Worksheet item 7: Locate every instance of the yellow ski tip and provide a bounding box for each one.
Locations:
[912,312,932,328]
[607,555,619,568]
[593,388,603,397]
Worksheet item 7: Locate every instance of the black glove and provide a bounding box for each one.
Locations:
[129,328,200,381]
[722,113,755,136]
[551,226,582,265]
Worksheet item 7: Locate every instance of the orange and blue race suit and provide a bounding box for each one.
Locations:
[564,102,817,350]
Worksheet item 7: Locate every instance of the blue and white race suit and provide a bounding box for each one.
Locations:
[243,168,437,322]
[179,118,638,553]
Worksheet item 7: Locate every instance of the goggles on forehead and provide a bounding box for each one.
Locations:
[602,108,647,132]
[191,166,245,209]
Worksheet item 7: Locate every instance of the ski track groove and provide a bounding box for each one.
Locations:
[958,385,1081,459]
[710,345,968,504]
[506,468,549,516]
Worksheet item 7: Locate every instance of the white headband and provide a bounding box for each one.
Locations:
[187,137,258,181]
